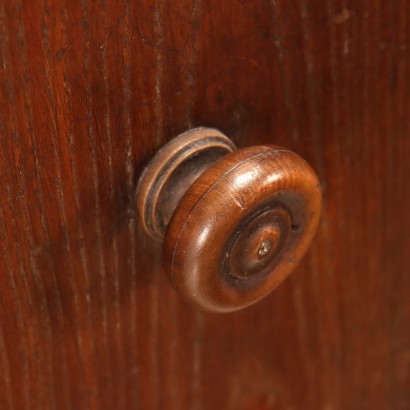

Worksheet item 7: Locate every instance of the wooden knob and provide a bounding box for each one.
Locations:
[136,128,322,313]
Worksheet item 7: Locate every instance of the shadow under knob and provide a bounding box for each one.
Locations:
[137,127,322,313]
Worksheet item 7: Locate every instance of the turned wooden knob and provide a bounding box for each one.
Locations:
[136,128,322,313]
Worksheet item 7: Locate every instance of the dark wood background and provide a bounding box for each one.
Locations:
[1,0,409,409]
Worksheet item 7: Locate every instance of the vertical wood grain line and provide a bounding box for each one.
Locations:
[0,8,29,408]
[393,115,410,403]
[270,1,299,148]
[397,4,410,405]
[98,1,118,386]
[386,2,403,405]
[122,0,136,405]
[373,0,397,404]
[79,0,114,402]
[296,3,341,407]
[0,195,25,410]
[185,0,203,128]
[339,2,359,402]
[37,0,99,405]
[93,0,127,408]
[49,6,103,406]
[0,209,24,410]
[153,1,165,408]
[191,311,203,410]
[371,1,390,403]
[0,318,13,410]
[324,0,349,405]
[0,149,33,409]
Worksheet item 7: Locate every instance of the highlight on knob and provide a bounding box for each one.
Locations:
[137,128,322,313]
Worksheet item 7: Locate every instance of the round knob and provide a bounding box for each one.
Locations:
[136,127,322,313]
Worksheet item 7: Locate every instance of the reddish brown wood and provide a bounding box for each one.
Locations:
[137,128,321,312]
[0,0,410,409]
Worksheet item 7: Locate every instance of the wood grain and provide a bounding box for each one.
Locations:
[0,0,409,409]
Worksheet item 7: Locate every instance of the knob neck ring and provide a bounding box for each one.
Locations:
[136,127,236,241]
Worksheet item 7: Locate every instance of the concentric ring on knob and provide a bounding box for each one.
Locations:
[227,207,292,279]
[163,146,322,313]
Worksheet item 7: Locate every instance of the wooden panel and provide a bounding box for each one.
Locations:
[0,0,409,408]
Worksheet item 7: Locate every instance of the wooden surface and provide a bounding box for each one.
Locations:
[0,0,409,409]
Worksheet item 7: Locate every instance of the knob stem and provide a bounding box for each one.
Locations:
[136,128,236,241]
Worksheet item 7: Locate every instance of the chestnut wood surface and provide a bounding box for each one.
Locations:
[0,1,409,409]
